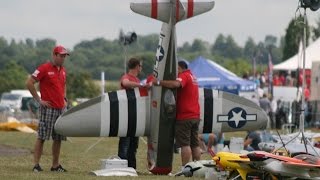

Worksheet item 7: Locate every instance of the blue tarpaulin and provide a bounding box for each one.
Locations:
[189,56,256,94]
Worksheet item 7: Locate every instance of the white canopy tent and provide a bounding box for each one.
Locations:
[273,38,320,70]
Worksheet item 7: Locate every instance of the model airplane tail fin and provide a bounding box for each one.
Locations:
[130,0,215,23]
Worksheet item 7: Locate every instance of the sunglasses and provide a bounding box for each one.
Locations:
[57,54,67,58]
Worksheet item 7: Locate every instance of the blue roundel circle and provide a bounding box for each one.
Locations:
[227,107,247,129]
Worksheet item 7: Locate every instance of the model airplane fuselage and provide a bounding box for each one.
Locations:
[54,0,268,175]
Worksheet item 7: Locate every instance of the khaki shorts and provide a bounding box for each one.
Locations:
[175,119,200,148]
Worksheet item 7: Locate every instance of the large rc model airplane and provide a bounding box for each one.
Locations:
[55,0,268,175]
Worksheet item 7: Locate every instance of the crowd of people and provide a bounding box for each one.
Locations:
[244,69,313,130]
[243,70,311,92]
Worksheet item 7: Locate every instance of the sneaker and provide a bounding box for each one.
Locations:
[33,164,43,172]
[50,165,67,172]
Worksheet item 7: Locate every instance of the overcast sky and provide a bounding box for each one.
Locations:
[0,0,319,49]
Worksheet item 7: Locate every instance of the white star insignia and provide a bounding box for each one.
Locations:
[229,110,245,127]
[156,46,164,61]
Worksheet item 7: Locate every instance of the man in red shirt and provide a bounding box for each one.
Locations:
[118,57,149,169]
[26,45,69,172]
[152,61,201,167]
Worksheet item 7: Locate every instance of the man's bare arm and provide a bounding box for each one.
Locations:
[26,76,41,102]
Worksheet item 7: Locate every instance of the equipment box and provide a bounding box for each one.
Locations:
[101,157,128,169]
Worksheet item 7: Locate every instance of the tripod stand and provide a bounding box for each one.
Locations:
[286,6,319,156]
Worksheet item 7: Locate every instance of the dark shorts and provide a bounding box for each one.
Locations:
[38,106,66,141]
[175,119,200,148]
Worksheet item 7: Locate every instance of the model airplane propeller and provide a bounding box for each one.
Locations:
[55,0,268,175]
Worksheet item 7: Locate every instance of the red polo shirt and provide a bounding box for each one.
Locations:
[32,62,66,109]
[120,73,148,96]
[120,74,140,90]
[176,70,200,120]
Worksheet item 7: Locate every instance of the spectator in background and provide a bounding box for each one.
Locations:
[269,96,277,129]
[257,85,264,98]
[306,75,311,89]
[279,72,285,86]
[286,71,293,86]
[259,93,272,128]
[244,131,261,151]
[251,94,260,105]
[242,71,249,80]
[254,73,261,88]
[259,72,266,88]
[273,73,281,86]
[198,132,223,155]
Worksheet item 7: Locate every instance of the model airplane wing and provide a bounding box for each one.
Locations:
[246,151,320,179]
[259,142,320,157]
[283,161,320,168]
[54,87,268,137]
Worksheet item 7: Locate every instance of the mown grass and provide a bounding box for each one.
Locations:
[0,131,218,180]
[4,129,316,179]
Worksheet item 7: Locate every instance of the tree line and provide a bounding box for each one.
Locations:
[0,16,319,98]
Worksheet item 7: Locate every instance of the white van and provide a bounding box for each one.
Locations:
[0,90,40,111]
[0,92,23,110]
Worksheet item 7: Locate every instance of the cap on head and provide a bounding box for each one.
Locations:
[53,45,69,55]
[178,60,188,70]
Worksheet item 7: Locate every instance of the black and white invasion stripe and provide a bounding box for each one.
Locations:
[100,88,149,137]
[198,88,221,134]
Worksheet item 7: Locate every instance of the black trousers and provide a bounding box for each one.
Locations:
[118,137,139,169]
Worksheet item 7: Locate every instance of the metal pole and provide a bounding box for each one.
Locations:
[101,71,105,94]
[122,45,128,74]
[299,8,307,133]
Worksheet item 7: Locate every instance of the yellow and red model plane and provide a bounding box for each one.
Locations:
[213,151,320,179]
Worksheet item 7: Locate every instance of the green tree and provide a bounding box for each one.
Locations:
[211,34,242,59]
[0,61,28,94]
[211,34,226,56]
[223,58,252,77]
[178,42,192,53]
[67,72,100,100]
[190,39,208,53]
[283,16,310,61]
[243,37,257,60]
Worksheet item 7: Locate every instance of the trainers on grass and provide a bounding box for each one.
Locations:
[33,164,43,172]
[50,164,67,172]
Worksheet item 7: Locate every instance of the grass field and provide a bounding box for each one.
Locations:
[4,128,318,179]
[0,131,225,180]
